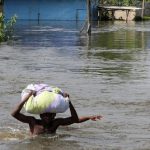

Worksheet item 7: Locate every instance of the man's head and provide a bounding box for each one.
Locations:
[40,113,56,124]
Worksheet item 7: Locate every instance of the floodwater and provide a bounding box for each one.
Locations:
[0,20,150,150]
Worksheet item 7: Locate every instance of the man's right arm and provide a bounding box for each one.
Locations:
[11,91,35,124]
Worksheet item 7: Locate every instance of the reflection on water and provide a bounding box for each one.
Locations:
[14,21,150,49]
[0,20,150,150]
[90,21,150,49]
[14,20,85,48]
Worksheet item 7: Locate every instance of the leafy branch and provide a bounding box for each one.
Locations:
[0,14,17,42]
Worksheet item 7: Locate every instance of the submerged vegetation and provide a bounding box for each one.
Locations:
[0,15,17,42]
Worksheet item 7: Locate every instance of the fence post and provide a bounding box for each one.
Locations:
[141,0,145,18]
[87,0,91,35]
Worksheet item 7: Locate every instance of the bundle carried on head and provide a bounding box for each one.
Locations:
[21,84,69,114]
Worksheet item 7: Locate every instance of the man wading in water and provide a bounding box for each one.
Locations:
[11,91,102,136]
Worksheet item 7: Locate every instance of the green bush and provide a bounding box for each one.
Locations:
[99,0,142,6]
[0,15,17,42]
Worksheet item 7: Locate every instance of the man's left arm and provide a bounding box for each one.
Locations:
[55,101,102,126]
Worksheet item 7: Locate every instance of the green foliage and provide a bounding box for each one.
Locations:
[0,14,17,42]
[99,0,142,6]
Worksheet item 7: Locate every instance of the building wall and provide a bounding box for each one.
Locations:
[114,10,136,21]
[4,0,87,20]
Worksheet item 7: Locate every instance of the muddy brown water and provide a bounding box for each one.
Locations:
[0,20,150,150]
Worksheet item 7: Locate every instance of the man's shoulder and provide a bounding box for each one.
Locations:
[27,116,37,124]
[28,117,41,126]
[53,117,72,126]
[31,117,41,123]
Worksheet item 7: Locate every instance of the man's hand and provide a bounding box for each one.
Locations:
[89,115,103,121]
[31,90,36,96]
[62,92,70,98]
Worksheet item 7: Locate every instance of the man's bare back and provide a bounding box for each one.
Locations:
[28,117,58,135]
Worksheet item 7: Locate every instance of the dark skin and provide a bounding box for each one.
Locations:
[11,91,102,136]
